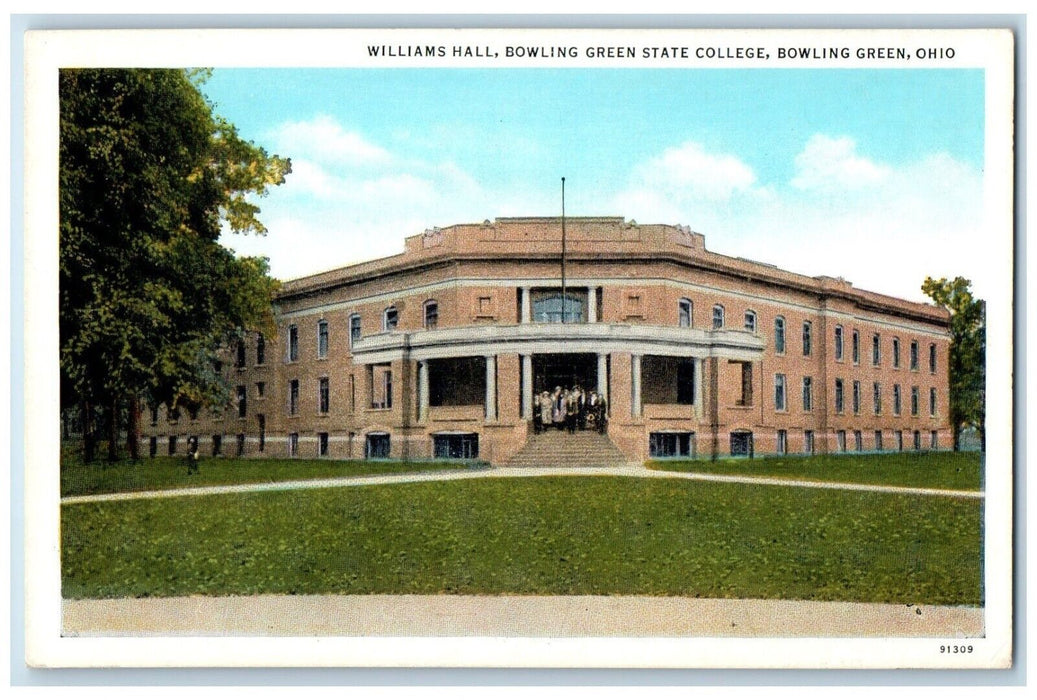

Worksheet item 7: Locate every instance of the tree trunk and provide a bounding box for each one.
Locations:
[82,400,96,463]
[126,394,140,461]
[106,396,119,462]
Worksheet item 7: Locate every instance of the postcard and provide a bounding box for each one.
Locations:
[22,25,1014,669]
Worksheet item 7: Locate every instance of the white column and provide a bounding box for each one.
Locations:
[694,357,703,419]
[631,353,642,418]
[587,286,597,323]
[521,354,533,420]
[485,355,497,422]
[521,286,532,323]
[597,353,608,400]
[418,360,429,422]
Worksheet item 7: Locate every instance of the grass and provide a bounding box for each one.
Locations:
[61,456,481,498]
[647,452,983,491]
[62,476,982,605]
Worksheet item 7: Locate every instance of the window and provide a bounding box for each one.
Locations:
[317,320,329,359]
[383,306,398,331]
[236,433,245,456]
[836,430,847,452]
[852,380,861,414]
[384,370,393,409]
[256,381,265,397]
[873,381,882,414]
[872,333,881,366]
[256,333,265,365]
[288,325,299,362]
[212,434,222,456]
[802,321,812,356]
[434,433,480,459]
[834,325,844,361]
[804,430,815,455]
[149,436,157,458]
[319,377,330,414]
[350,314,362,346]
[288,432,299,457]
[236,340,246,368]
[930,387,937,417]
[168,436,177,455]
[424,300,439,329]
[169,406,180,422]
[533,290,586,323]
[913,430,921,451]
[929,343,937,373]
[854,430,863,452]
[802,376,813,411]
[734,361,753,406]
[712,305,725,329]
[366,433,391,459]
[318,432,329,457]
[774,317,786,354]
[150,405,159,425]
[874,430,883,451]
[834,379,844,413]
[289,379,299,415]
[852,329,860,364]
[678,298,693,328]
[257,415,265,453]
[478,296,492,314]
[895,430,904,451]
[730,431,753,457]
[930,431,938,449]
[911,386,919,416]
[777,429,787,455]
[893,384,902,415]
[676,359,696,405]
[892,337,900,368]
[236,385,247,418]
[774,374,787,411]
[744,310,757,333]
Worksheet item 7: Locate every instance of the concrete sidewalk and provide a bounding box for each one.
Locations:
[62,594,984,638]
[61,464,984,505]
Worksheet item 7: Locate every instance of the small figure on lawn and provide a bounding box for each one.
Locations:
[187,436,200,475]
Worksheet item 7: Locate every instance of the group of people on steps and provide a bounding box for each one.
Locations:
[532,385,607,435]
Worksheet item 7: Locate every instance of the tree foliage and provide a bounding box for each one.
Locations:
[921,276,985,451]
[60,68,290,460]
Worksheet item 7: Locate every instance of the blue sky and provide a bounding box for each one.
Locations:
[203,68,985,302]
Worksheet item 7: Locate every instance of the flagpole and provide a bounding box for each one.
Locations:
[561,177,566,324]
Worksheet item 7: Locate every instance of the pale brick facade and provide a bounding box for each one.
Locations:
[141,216,952,464]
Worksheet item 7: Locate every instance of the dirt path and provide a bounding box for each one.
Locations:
[62,593,983,638]
[61,464,984,505]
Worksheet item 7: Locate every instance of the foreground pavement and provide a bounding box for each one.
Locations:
[62,594,983,638]
[61,464,984,505]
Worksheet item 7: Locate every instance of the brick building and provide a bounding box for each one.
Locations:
[141,216,952,465]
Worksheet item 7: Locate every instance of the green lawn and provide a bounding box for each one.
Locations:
[61,457,481,498]
[647,452,983,491]
[62,476,982,605]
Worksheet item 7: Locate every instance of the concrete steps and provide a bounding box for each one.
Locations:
[505,429,631,468]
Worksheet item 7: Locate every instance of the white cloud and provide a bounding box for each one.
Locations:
[791,134,890,191]
[629,141,759,202]
[270,115,391,167]
[610,134,986,302]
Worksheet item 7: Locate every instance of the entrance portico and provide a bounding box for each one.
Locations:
[349,321,764,464]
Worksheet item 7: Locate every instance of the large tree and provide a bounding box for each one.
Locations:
[921,276,986,451]
[60,69,290,461]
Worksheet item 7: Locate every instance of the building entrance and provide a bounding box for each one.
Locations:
[532,353,597,394]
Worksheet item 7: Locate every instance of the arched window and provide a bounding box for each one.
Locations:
[711,304,725,329]
[423,300,439,329]
[774,317,786,354]
[383,306,398,331]
[533,291,584,323]
[678,298,693,327]
[743,310,757,333]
